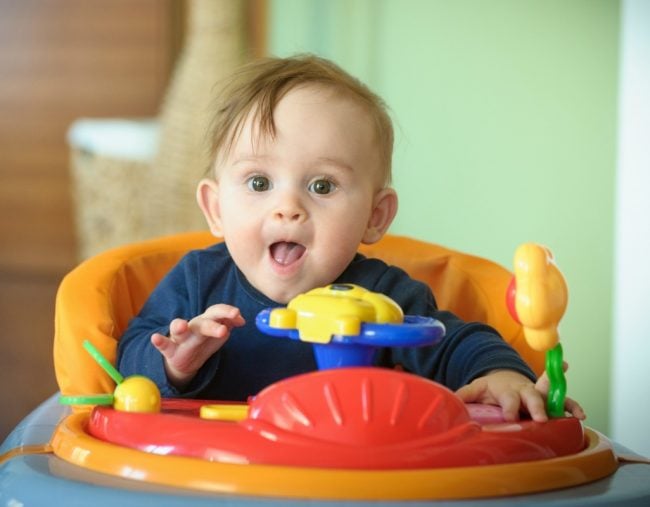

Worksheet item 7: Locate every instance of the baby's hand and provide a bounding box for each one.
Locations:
[455,368,586,422]
[534,364,586,420]
[151,304,245,388]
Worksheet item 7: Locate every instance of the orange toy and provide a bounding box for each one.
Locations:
[507,243,568,351]
[42,233,623,499]
[54,232,546,400]
[506,243,568,417]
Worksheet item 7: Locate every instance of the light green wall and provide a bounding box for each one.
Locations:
[269,0,620,434]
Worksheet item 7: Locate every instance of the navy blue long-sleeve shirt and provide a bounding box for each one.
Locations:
[117,242,535,400]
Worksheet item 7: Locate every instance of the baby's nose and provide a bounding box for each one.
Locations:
[273,191,307,222]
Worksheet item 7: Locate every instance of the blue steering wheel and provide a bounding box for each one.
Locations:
[256,285,445,370]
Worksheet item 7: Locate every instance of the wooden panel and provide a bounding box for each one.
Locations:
[0,0,177,441]
[0,0,175,275]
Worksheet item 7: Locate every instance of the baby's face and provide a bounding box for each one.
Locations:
[208,86,385,303]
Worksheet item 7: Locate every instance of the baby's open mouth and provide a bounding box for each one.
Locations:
[270,241,306,266]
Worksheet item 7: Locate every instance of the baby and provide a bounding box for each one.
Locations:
[117,54,584,422]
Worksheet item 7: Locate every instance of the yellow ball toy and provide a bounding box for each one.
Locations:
[113,375,161,413]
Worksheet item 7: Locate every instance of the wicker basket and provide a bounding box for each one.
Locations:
[69,149,149,259]
[69,0,247,259]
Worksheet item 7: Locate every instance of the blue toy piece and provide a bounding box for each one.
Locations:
[257,309,444,369]
[255,283,445,369]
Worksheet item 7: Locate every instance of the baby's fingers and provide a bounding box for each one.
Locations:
[517,386,548,422]
[564,397,586,420]
[151,332,170,352]
[193,318,232,339]
[455,378,489,404]
[169,318,191,339]
[151,331,179,355]
[496,390,523,422]
[535,361,569,394]
[152,319,191,354]
[202,304,246,329]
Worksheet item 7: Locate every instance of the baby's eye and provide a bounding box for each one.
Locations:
[247,175,271,192]
[308,178,336,195]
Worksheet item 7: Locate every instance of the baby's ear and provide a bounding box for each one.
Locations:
[196,178,224,237]
[362,188,398,244]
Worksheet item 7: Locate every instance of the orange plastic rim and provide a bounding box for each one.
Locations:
[50,412,619,500]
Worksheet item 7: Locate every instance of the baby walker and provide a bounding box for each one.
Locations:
[47,243,619,500]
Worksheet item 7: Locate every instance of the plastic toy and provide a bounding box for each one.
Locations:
[80,369,587,470]
[3,233,649,505]
[59,340,161,412]
[45,279,618,499]
[506,243,568,417]
[257,283,446,368]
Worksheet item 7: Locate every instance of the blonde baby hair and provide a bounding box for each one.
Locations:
[207,54,394,186]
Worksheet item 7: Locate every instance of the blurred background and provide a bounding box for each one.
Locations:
[1,0,647,455]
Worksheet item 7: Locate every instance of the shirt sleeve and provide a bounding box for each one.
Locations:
[116,252,220,397]
[359,260,537,391]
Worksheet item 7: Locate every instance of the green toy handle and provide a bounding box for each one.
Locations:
[58,341,124,406]
[59,393,114,406]
[545,343,566,417]
[83,339,124,385]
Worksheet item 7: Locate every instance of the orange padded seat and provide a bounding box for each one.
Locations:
[53,232,544,397]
